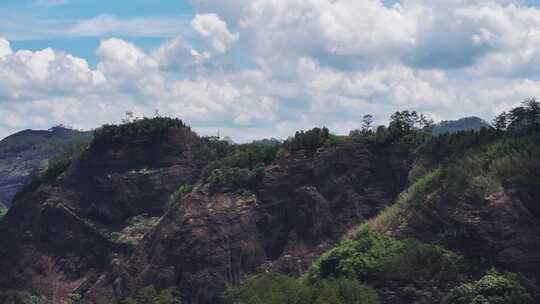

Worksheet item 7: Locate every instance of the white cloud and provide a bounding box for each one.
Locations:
[191,14,239,53]
[0,46,104,100]
[151,37,210,71]
[1,15,192,41]
[4,1,540,141]
[0,38,12,59]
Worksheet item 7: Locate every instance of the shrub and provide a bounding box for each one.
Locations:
[222,273,313,304]
[166,185,193,209]
[308,230,464,290]
[444,270,533,304]
[313,278,380,304]
[222,273,379,304]
[356,168,442,234]
[206,164,265,193]
[0,290,50,304]
[122,286,182,304]
[0,202,7,220]
[308,230,407,281]
[63,293,81,304]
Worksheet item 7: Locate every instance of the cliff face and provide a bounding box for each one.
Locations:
[0,127,91,207]
[5,119,540,304]
[86,142,412,303]
[0,126,205,303]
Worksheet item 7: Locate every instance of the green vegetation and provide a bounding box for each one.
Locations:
[307,230,464,286]
[444,270,533,304]
[0,126,92,206]
[222,273,379,304]
[201,141,279,192]
[63,293,81,304]
[0,290,50,304]
[0,202,7,220]
[166,185,193,209]
[122,286,182,304]
[283,127,331,153]
[109,215,160,248]
[92,117,189,147]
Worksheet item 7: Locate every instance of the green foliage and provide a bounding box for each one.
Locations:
[206,164,265,193]
[122,286,182,304]
[193,137,234,164]
[417,128,500,164]
[109,215,160,248]
[223,273,313,304]
[389,110,433,138]
[0,290,50,304]
[93,117,189,147]
[43,199,65,209]
[167,185,193,209]
[283,127,330,153]
[308,229,463,287]
[222,273,379,304]
[312,278,380,304]
[63,293,81,304]
[309,230,407,281]
[507,98,540,133]
[407,163,428,184]
[202,142,279,178]
[0,202,7,220]
[201,141,278,192]
[358,168,442,233]
[17,139,91,200]
[444,270,533,304]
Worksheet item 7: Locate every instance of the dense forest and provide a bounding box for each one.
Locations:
[1,99,539,304]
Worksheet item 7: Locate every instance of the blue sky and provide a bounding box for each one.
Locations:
[2,0,540,141]
[2,0,195,66]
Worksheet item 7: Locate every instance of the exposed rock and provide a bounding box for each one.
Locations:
[0,127,206,302]
[87,142,412,303]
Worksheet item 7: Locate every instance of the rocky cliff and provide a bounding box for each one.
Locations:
[85,141,411,303]
[2,116,540,304]
[0,119,207,303]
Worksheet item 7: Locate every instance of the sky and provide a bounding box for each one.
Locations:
[2,0,540,141]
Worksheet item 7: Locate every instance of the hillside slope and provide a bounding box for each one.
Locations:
[432,116,490,135]
[0,119,210,303]
[0,126,92,207]
[85,140,411,303]
[1,102,540,304]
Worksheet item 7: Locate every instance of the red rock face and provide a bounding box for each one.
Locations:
[88,142,412,304]
[0,128,206,303]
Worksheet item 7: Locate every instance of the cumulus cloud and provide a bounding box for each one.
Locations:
[191,14,239,53]
[4,1,540,141]
[0,38,12,59]
[0,46,104,100]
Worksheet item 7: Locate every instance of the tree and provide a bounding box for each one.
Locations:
[492,111,508,131]
[508,98,540,132]
[361,114,374,133]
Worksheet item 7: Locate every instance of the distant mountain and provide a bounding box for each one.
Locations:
[432,116,491,135]
[0,126,92,207]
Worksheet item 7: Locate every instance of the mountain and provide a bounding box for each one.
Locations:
[432,116,491,135]
[1,105,539,304]
[0,126,92,207]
